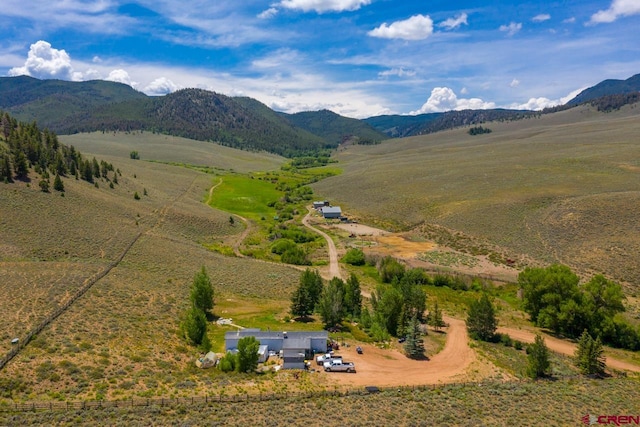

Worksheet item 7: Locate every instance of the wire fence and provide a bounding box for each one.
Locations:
[0,232,142,372]
[0,381,504,413]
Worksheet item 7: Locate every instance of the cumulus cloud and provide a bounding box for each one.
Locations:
[276,0,371,13]
[144,77,179,95]
[8,40,82,81]
[438,13,468,30]
[105,69,136,87]
[510,87,586,110]
[532,14,551,22]
[510,78,520,88]
[378,67,416,78]
[368,15,434,41]
[410,87,496,114]
[590,0,640,23]
[499,22,522,36]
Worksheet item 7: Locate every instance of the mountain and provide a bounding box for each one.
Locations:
[366,109,533,138]
[0,77,383,157]
[280,109,387,145]
[568,73,640,105]
[0,76,147,129]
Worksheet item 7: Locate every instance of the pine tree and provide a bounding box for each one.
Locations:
[180,306,207,346]
[403,313,425,359]
[190,266,214,314]
[344,273,362,318]
[0,154,13,183]
[429,300,446,331]
[318,277,345,328]
[466,293,497,341]
[526,334,551,379]
[575,330,606,376]
[53,173,64,192]
[290,281,313,318]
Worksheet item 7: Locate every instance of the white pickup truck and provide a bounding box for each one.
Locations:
[315,353,342,365]
[323,359,356,373]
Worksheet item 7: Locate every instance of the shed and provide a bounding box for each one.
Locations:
[313,201,329,209]
[258,345,269,363]
[321,206,342,219]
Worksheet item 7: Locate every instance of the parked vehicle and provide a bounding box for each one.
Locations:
[315,352,342,365]
[323,359,356,373]
[356,346,363,354]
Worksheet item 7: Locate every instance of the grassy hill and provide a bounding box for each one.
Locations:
[312,103,640,286]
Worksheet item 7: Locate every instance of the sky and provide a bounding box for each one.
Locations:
[1,0,639,119]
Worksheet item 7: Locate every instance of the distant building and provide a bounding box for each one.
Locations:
[313,201,329,209]
[321,206,342,219]
[225,329,328,369]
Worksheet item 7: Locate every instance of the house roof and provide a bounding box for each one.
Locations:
[321,206,341,214]
[224,330,328,343]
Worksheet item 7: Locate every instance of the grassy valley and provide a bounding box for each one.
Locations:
[313,104,640,287]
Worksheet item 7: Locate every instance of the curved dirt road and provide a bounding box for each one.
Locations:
[302,208,342,280]
[325,316,476,387]
[498,326,640,373]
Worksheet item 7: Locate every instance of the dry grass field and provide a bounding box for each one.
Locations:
[313,104,640,287]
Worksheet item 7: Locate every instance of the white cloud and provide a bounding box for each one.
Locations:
[460,87,469,95]
[499,22,522,36]
[590,0,640,23]
[563,17,576,23]
[510,87,586,110]
[276,0,370,13]
[438,13,468,30]
[368,15,434,41]
[105,69,136,87]
[8,40,82,81]
[410,87,496,114]
[258,8,278,19]
[532,14,551,22]
[510,78,520,88]
[378,67,416,78]
[144,77,179,95]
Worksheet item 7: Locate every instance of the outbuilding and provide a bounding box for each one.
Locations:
[321,206,342,219]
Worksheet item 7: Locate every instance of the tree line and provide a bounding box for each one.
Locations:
[0,111,118,190]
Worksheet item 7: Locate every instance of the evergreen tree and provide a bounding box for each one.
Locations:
[290,281,313,318]
[190,266,214,314]
[344,273,362,318]
[53,173,64,192]
[429,300,446,331]
[13,151,29,179]
[0,154,13,183]
[575,330,606,376]
[38,179,50,193]
[526,334,551,379]
[236,336,260,373]
[300,269,323,310]
[318,277,345,328]
[403,314,425,359]
[180,306,207,346]
[466,293,497,341]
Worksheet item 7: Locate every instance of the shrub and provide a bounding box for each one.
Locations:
[271,239,297,255]
[281,246,311,265]
[342,248,366,266]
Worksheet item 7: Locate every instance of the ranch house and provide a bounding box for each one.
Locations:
[225,329,328,369]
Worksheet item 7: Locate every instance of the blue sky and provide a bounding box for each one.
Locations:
[1,0,639,118]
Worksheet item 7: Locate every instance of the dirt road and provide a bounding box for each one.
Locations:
[498,326,640,373]
[322,316,476,387]
[302,209,342,280]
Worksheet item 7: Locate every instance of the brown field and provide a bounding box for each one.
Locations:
[313,104,640,287]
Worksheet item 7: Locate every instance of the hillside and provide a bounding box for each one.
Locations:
[281,109,387,145]
[313,103,640,286]
[569,73,640,105]
[366,108,534,138]
[0,77,382,157]
[0,76,147,128]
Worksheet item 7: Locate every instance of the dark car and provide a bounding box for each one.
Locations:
[356,346,363,354]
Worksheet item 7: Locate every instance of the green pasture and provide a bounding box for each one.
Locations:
[207,174,280,222]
